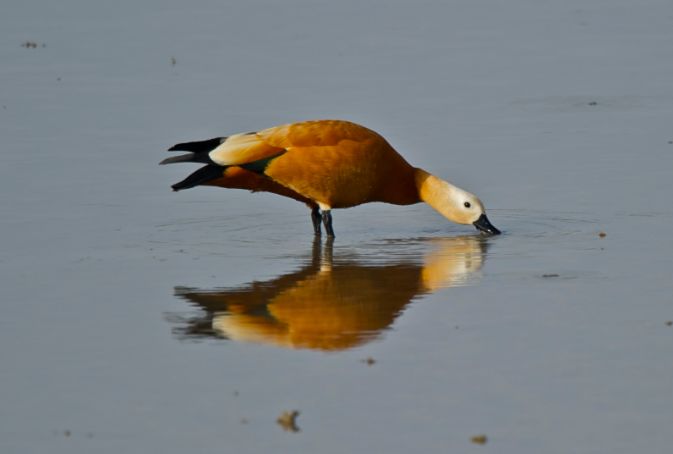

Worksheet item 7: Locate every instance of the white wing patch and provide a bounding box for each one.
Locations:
[208,133,283,166]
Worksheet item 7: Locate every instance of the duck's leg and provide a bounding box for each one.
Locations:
[311,207,322,236]
[321,210,335,237]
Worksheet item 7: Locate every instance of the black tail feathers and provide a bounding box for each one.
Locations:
[164,136,228,191]
[171,165,226,191]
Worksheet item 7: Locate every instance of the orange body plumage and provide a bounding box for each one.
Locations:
[162,120,500,236]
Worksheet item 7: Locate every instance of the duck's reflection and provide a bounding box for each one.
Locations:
[171,235,489,351]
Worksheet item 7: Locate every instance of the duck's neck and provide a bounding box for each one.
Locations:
[414,168,462,223]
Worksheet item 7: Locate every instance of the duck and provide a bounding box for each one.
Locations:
[161,119,500,236]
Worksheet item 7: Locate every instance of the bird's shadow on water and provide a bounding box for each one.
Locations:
[166,234,493,351]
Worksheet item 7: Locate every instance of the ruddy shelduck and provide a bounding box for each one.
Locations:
[161,120,500,236]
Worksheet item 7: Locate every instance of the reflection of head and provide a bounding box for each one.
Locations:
[170,236,488,351]
[421,236,486,290]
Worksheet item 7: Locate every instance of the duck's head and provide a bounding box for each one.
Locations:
[451,187,501,235]
[415,169,501,235]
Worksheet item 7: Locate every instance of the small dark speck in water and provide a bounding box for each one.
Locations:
[233,390,239,396]
[668,140,673,144]
[587,101,598,106]
[542,273,560,278]
[471,434,488,445]
[171,56,177,66]
[361,357,376,366]
[240,418,249,424]
[599,231,607,238]
[63,430,71,437]
[277,410,300,433]
[666,321,672,327]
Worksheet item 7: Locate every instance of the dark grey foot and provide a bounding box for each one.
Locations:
[311,207,322,235]
[322,210,335,237]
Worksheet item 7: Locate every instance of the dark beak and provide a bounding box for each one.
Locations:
[473,214,501,235]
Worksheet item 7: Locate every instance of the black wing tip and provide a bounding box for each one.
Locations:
[160,153,198,165]
[168,137,225,153]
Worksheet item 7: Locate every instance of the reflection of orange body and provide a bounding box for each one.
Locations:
[162,120,499,236]
[172,236,488,351]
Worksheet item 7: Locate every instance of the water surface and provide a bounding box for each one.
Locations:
[2,1,673,453]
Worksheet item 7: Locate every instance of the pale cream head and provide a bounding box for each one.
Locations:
[415,169,484,224]
[414,169,500,234]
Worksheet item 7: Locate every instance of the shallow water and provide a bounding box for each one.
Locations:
[2,0,673,453]
[169,235,488,350]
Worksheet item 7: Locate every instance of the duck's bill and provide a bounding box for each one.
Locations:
[473,214,501,235]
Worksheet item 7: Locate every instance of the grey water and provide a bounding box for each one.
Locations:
[2,0,673,453]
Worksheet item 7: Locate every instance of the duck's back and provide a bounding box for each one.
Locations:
[262,120,420,208]
[258,120,380,148]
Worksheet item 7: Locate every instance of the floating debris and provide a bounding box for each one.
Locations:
[361,357,376,366]
[171,56,177,66]
[471,434,488,445]
[587,101,598,106]
[21,41,44,48]
[666,321,672,327]
[598,231,607,238]
[542,273,560,278]
[277,410,300,433]
[63,430,71,437]
[668,140,673,144]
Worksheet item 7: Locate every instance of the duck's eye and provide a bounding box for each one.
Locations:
[464,201,471,208]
